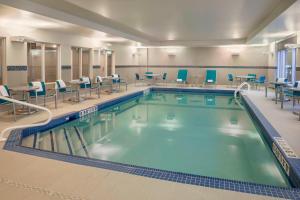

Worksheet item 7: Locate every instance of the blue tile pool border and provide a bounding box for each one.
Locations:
[3,88,300,199]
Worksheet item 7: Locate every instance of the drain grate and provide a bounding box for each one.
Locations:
[274,137,298,158]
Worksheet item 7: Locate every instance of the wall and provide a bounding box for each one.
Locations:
[6,40,28,86]
[0,28,106,86]
[113,44,271,85]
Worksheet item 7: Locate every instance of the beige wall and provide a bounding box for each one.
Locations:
[113,44,272,85]
[6,39,28,86]
[0,27,106,86]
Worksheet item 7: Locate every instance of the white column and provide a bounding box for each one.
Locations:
[1,38,7,84]
[104,52,108,77]
[70,47,73,80]
[57,45,62,80]
[89,48,93,79]
[79,48,82,77]
[112,51,116,74]
[41,43,45,82]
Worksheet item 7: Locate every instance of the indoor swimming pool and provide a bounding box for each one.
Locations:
[19,90,290,188]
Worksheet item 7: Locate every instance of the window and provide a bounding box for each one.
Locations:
[82,48,90,77]
[45,44,58,82]
[277,48,296,83]
[28,43,42,82]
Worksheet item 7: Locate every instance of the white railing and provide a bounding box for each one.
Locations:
[234,82,251,99]
[0,96,52,141]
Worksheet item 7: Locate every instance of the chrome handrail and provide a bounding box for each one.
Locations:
[0,96,52,141]
[234,82,251,109]
[234,82,251,99]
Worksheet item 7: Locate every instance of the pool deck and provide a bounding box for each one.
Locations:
[0,84,297,200]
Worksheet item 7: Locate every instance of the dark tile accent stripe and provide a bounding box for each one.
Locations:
[116,65,277,69]
[61,65,71,70]
[3,88,300,199]
[297,68,300,71]
[93,65,101,69]
[7,65,27,71]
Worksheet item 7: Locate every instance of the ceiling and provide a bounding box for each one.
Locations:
[66,0,282,41]
[0,4,130,43]
[0,0,297,46]
[251,0,300,44]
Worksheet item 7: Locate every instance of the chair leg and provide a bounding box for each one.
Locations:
[55,95,57,109]
[12,103,16,121]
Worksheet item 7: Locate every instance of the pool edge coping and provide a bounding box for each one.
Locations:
[3,87,300,199]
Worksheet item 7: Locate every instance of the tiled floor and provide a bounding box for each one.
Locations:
[0,84,294,200]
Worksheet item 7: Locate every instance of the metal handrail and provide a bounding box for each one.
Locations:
[234,82,251,109]
[0,96,52,141]
[234,82,251,99]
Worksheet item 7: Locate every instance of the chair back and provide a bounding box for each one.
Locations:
[227,74,233,81]
[55,80,67,92]
[95,76,103,83]
[294,81,300,88]
[258,75,266,83]
[247,74,256,81]
[0,85,10,104]
[135,73,140,80]
[145,72,153,80]
[206,70,217,83]
[112,74,120,83]
[177,69,188,82]
[162,73,167,80]
[29,82,46,97]
[80,77,91,88]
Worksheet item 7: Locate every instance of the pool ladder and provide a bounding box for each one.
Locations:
[234,82,251,108]
[234,82,251,99]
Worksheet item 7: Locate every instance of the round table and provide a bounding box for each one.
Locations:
[235,75,255,84]
[144,73,161,85]
[10,86,40,114]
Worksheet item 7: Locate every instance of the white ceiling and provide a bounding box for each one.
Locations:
[250,0,300,44]
[0,4,130,43]
[66,0,281,41]
[0,0,297,46]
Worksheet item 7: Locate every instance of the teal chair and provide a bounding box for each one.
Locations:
[247,74,256,83]
[204,70,217,87]
[145,72,153,79]
[134,73,144,86]
[80,77,92,89]
[0,85,16,121]
[111,74,127,92]
[176,69,188,84]
[254,75,266,90]
[162,72,167,85]
[227,74,234,87]
[55,80,77,101]
[29,81,57,108]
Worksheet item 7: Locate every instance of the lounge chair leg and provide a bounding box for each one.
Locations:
[55,95,57,109]
[12,103,16,121]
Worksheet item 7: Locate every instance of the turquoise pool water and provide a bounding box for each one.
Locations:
[21,92,290,187]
